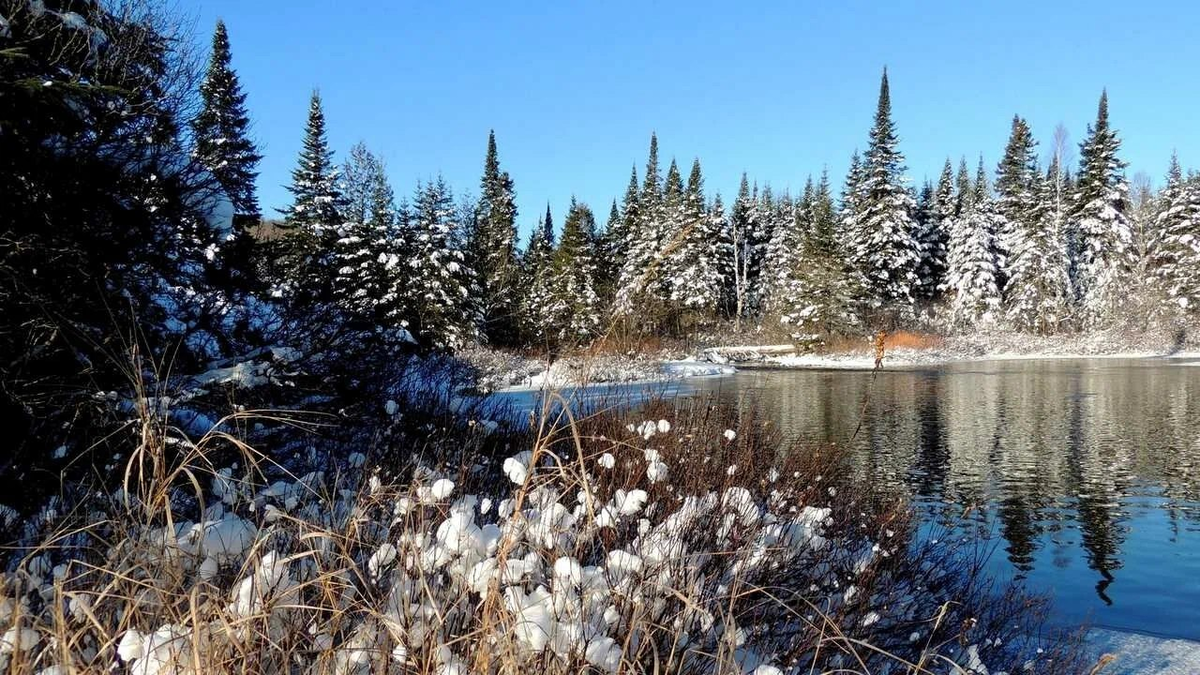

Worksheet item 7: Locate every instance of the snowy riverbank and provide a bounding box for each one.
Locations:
[462,348,736,393]
[700,330,1200,371]
[468,329,1200,396]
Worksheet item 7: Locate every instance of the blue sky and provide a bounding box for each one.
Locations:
[193,0,1200,233]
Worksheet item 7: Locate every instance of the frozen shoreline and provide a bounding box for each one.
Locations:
[1087,628,1200,674]
[701,332,1200,371]
[473,331,1200,394]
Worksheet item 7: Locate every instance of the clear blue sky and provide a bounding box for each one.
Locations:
[193,0,1199,233]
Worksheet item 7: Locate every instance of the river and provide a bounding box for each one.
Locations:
[685,358,1200,642]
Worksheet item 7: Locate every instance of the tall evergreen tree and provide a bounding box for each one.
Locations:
[920,159,956,301]
[408,177,472,348]
[763,180,811,311]
[1071,91,1132,324]
[595,199,623,300]
[522,205,559,343]
[614,135,667,320]
[665,159,722,323]
[280,91,345,303]
[850,70,921,310]
[745,183,775,313]
[913,177,947,300]
[956,157,974,216]
[193,20,261,221]
[469,131,521,345]
[1004,159,1072,332]
[778,171,864,336]
[727,174,755,321]
[333,143,399,321]
[944,158,1002,329]
[552,199,603,343]
[1150,155,1200,317]
[994,115,1039,292]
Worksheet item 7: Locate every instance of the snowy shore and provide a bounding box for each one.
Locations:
[471,330,1200,396]
[701,331,1200,371]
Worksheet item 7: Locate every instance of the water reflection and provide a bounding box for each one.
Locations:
[690,359,1200,638]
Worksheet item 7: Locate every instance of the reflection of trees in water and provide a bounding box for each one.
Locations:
[1063,368,1125,589]
[716,361,1200,586]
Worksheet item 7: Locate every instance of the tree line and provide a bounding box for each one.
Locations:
[246,64,1200,350]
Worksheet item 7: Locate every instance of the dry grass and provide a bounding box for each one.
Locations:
[0,381,1093,674]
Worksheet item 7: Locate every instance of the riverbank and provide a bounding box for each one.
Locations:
[462,347,735,392]
[474,328,1200,393]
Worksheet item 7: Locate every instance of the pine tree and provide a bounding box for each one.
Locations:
[408,177,472,348]
[920,159,956,301]
[595,199,623,300]
[913,177,947,300]
[280,91,346,304]
[710,194,735,318]
[1150,155,1200,317]
[469,131,521,345]
[763,180,810,311]
[727,174,755,322]
[778,171,864,336]
[837,150,866,255]
[745,183,774,313]
[333,143,398,321]
[995,115,1039,293]
[944,158,1002,329]
[193,20,261,221]
[614,135,667,321]
[552,199,603,343]
[1071,91,1132,325]
[665,159,722,324]
[1004,160,1072,332]
[850,70,921,310]
[956,157,973,216]
[522,205,560,343]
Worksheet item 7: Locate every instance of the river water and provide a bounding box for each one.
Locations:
[686,358,1200,641]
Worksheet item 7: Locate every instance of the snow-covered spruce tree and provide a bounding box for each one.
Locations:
[550,199,603,343]
[664,159,723,327]
[1071,91,1132,325]
[745,183,775,314]
[407,177,472,348]
[468,131,522,346]
[193,20,261,223]
[837,150,865,255]
[994,115,1040,294]
[763,180,811,312]
[333,142,405,327]
[943,158,1003,330]
[1149,155,1200,318]
[709,194,735,318]
[1004,159,1073,333]
[653,158,688,331]
[727,174,756,322]
[918,159,956,303]
[613,135,666,325]
[913,177,947,301]
[521,205,562,345]
[851,70,921,313]
[279,91,346,305]
[595,199,623,301]
[778,171,864,337]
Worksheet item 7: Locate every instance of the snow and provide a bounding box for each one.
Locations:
[1086,628,1200,675]
[696,333,1200,371]
[430,478,455,500]
[657,357,729,379]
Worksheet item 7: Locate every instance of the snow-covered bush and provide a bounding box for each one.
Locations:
[0,394,1085,674]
